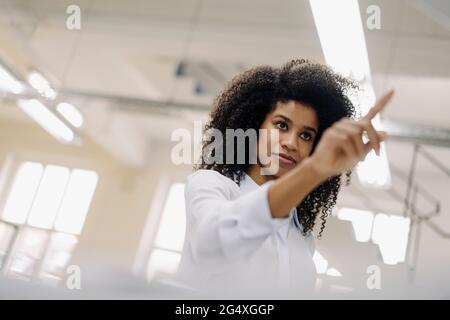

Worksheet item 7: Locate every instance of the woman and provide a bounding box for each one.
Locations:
[175,59,393,297]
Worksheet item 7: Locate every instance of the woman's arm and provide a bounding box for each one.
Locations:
[268,157,327,218]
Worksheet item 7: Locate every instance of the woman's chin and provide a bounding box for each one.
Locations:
[273,165,295,178]
[259,162,296,177]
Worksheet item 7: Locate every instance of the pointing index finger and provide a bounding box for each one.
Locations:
[363,89,395,121]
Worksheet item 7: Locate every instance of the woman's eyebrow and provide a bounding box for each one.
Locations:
[274,114,317,134]
[303,126,317,135]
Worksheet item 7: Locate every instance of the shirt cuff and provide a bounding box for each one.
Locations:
[237,180,292,239]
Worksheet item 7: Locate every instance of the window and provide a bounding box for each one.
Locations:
[0,161,98,285]
[313,250,343,277]
[146,183,186,281]
[337,207,410,265]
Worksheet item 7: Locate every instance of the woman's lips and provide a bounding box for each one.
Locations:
[275,153,297,166]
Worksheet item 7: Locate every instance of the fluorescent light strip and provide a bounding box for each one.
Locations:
[0,64,25,94]
[309,0,391,187]
[57,102,84,128]
[309,0,371,81]
[27,71,57,100]
[17,99,74,143]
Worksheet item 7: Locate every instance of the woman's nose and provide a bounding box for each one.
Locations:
[281,132,298,151]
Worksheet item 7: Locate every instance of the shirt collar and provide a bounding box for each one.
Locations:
[240,172,260,192]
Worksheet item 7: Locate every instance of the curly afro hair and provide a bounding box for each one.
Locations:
[196,58,358,238]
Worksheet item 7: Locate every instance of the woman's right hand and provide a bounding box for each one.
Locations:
[307,90,395,180]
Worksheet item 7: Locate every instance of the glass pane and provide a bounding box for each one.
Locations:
[372,214,410,265]
[154,183,186,252]
[2,162,43,224]
[27,165,70,229]
[312,250,328,274]
[0,221,17,269]
[38,232,78,284]
[147,248,181,281]
[337,207,374,242]
[54,169,98,235]
[7,227,49,280]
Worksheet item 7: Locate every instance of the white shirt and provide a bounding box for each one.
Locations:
[174,169,317,297]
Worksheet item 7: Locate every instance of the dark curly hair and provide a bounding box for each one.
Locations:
[195,58,358,238]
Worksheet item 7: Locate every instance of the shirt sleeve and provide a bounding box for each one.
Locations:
[184,170,291,268]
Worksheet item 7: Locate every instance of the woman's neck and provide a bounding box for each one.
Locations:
[246,164,276,186]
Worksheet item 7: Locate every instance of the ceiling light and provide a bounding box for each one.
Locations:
[57,102,84,128]
[27,71,57,100]
[17,99,74,143]
[309,0,391,188]
[0,64,25,94]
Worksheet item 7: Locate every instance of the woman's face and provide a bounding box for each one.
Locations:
[257,100,319,178]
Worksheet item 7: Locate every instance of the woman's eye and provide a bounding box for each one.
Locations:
[299,132,313,141]
[276,121,287,130]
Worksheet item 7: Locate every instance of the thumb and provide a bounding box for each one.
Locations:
[363,131,388,156]
[378,131,388,142]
